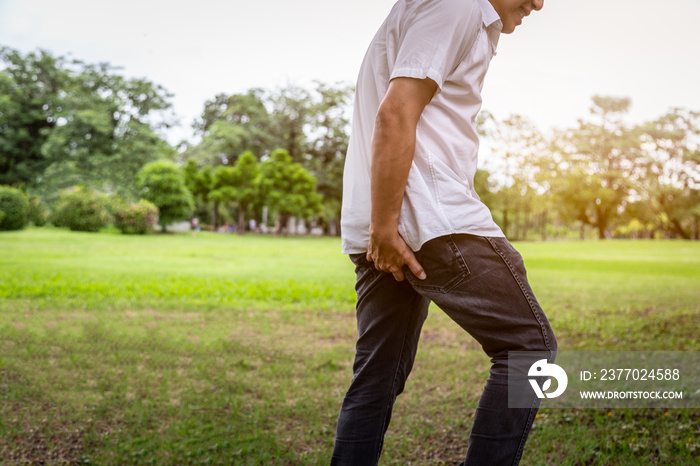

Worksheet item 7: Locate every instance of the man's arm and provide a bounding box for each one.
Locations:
[366,76,437,281]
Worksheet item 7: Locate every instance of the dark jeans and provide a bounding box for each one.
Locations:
[331,234,557,465]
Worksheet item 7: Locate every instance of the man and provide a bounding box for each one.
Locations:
[333,0,557,465]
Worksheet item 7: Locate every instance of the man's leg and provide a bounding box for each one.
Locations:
[331,253,431,466]
[403,234,558,466]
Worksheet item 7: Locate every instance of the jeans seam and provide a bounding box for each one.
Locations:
[485,237,553,351]
[447,234,469,280]
[509,396,539,465]
[375,290,423,465]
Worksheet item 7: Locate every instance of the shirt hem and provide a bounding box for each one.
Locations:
[341,228,506,255]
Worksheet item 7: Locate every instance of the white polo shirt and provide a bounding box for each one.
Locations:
[341,0,505,254]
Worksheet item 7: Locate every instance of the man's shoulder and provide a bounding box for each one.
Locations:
[401,0,483,45]
[378,0,484,51]
[406,0,482,21]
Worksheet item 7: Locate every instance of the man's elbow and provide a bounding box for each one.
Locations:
[374,101,411,136]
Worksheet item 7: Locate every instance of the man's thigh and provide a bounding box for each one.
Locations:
[347,253,430,390]
[402,234,557,359]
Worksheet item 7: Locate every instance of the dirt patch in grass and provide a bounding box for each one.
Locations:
[0,367,124,465]
[0,428,85,465]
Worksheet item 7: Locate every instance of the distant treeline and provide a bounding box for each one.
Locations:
[1,47,697,239]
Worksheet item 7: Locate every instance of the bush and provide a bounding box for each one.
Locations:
[114,200,159,234]
[52,187,112,232]
[0,186,29,231]
[27,196,50,226]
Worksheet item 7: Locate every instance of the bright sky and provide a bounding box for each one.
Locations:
[1,0,699,148]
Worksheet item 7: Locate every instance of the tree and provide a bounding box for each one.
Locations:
[208,164,237,230]
[268,85,314,164]
[136,161,194,231]
[0,47,69,187]
[484,115,547,240]
[188,89,273,166]
[258,149,322,234]
[638,108,700,239]
[548,96,642,239]
[184,159,214,225]
[230,151,260,233]
[39,63,174,198]
[187,82,352,235]
[0,46,174,199]
[305,82,353,235]
[616,199,659,239]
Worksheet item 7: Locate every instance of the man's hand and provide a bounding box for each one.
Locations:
[367,230,426,282]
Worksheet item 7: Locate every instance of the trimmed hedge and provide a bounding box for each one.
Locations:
[0,186,29,231]
[114,200,159,234]
[52,187,112,232]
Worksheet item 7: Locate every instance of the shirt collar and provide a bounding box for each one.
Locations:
[475,0,502,30]
[474,0,502,54]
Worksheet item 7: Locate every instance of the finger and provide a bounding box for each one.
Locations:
[366,251,373,262]
[392,269,405,282]
[404,251,426,280]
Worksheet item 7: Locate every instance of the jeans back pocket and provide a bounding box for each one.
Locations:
[404,235,470,293]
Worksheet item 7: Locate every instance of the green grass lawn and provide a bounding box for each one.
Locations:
[1,228,698,465]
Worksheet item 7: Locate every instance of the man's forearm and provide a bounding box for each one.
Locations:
[368,77,436,241]
[364,77,435,281]
[369,106,417,238]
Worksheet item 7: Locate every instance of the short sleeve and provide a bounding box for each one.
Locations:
[390,0,482,90]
